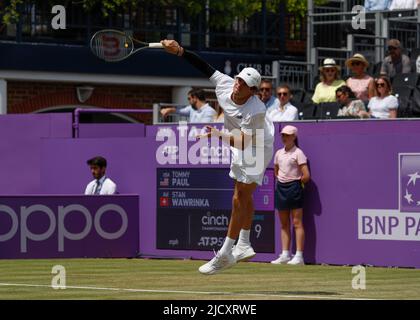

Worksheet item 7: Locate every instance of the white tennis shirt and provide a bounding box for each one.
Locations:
[84,176,117,195]
[209,71,274,148]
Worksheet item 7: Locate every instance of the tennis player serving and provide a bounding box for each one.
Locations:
[161,39,274,275]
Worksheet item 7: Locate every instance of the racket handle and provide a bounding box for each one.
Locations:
[149,43,164,48]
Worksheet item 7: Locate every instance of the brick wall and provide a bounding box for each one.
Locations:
[7,81,173,124]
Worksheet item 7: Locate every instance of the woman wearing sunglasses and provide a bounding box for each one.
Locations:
[312,58,346,104]
[364,77,399,119]
[336,85,368,118]
[345,54,375,103]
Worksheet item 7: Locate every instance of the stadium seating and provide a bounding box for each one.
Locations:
[298,103,317,120]
[372,62,383,77]
[315,102,341,119]
[286,68,420,120]
[302,90,314,104]
[392,73,419,87]
[393,85,413,100]
[291,89,305,104]
[410,87,420,117]
[397,96,413,118]
[409,48,420,62]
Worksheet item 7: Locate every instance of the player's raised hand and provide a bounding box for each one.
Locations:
[196,125,219,140]
[160,39,184,56]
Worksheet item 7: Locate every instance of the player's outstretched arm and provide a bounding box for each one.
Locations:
[161,39,216,78]
[196,126,252,151]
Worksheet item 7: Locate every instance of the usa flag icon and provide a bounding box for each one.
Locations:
[399,154,420,213]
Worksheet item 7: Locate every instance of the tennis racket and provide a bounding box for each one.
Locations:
[90,29,164,62]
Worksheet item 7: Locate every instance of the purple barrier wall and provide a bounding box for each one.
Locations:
[0,195,139,259]
[36,120,420,268]
[78,123,145,138]
[0,113,72,195]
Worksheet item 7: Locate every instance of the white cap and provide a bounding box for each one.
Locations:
[235,67,261,88]
[281,125,298,136]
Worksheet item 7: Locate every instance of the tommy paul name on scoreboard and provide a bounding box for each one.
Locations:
[159,170,211,208]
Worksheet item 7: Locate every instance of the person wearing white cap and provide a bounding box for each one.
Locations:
[161,39,274,275]
[312,58,345,104]
[271,125,310,266]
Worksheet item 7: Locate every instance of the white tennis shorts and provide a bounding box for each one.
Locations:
[229,146,273,186]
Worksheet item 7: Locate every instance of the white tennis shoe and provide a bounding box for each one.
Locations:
[271,254,291,264]
[232,245,256,262]
[287,255,305,265]
[198,251,236,275]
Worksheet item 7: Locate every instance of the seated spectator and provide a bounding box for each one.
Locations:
[364,0,392,11]
[366,76,399,118]
[345,54,375,103]
[259,79,277,109]
[312,59,346,104]
[380,39,411,78]
[85,156,117,195]
[266,85,298,122]
[336,86,368,118]
[214,104,224,123]
[160,88,216,123]
[389,0,418,10]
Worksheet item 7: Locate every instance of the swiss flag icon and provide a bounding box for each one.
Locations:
[160,197,170,207]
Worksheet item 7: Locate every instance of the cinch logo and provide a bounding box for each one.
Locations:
[358,154,420,241]
[202,214,229,226]
[0,204,128,253]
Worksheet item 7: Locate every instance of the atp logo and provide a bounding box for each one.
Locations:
[358,153,420,241]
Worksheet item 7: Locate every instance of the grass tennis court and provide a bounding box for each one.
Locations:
[0,259,419,300]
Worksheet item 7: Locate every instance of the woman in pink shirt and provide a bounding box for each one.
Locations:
[345,54,375,103]
[271,125,310,266]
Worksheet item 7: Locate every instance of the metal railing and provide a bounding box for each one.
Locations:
[73,108,153,138]
[272,60,313,91]
[308,1,420,77]
[152,103,189,125]
[0,1,306,56]
[153,98,221,125]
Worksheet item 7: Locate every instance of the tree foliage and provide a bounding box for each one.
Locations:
[1,0,327,25]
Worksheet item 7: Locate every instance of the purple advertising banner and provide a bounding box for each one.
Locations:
[0,113,72,195]
[35,119,420,268]
[0,195,139,259]
[78,123,145,138]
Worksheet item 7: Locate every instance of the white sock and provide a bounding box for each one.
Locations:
[295,251,303,258]
[282,250,290,257]
[219,237,235,255]
[237,229,251,246]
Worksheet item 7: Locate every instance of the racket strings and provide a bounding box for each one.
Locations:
[91,31,134,62]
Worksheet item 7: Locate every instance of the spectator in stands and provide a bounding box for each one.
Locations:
[389,0,418,10]
[259,79,277,109]
[336,86,368,118]
[214,104,224,123]
[160,88,216,123]
[380,39,411,78]
[266,85,299,122]
[85,156,117,195]
[365,76,399,118]
[364,0,392,11]
[312,59,346,104]
[345,54,376,103]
